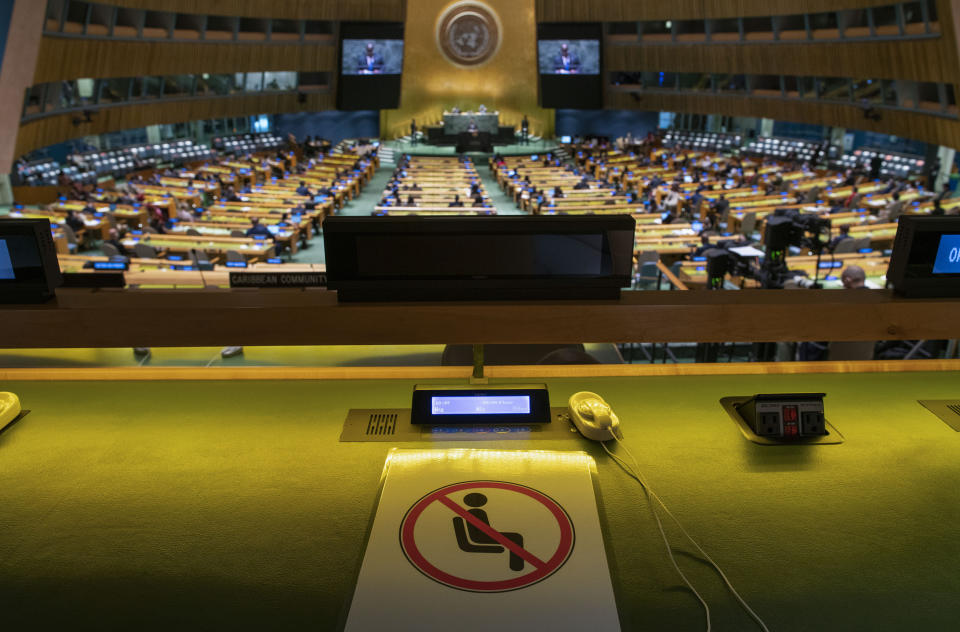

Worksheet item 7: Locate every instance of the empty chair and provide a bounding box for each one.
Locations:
[230,230,246,238]
[635,261,661,290]
[225,250,246,263]
[833,238,858,254]
[133,243,159,258]
[740,211,757,237]
[62,225,80,253]
[101,242,120,257]
[851,237,871,251]
[636,250,659,265]
[186,228,202,236]
[143,226,157,234]
[190,249,211,265]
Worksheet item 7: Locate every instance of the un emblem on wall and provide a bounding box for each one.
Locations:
[436,1,501,67]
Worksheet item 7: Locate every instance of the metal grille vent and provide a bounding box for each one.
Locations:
[366,413,398,436]
[947,404,960,417]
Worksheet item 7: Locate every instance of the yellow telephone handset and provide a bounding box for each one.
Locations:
[0,392,22,430]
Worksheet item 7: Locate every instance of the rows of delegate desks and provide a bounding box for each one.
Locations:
[492,150,953,287]
[56,253,326,288]
[21,148,377,264]
[374,156,497,216]
[2,363,959,630]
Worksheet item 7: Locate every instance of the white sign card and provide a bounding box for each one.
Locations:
[344,448,620,632]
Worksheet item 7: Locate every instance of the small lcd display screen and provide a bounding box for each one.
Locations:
[411,386,551,425]
[932,234,960,274]
[431,396,531,415]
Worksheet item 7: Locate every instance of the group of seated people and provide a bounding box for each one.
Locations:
[491,136,959,294]
[43,137,378,263]
[376,154,491,211]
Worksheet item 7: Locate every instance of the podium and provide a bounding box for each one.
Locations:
[443,111,499,135]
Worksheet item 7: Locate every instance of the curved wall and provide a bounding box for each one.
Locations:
[543,0,960,150]
[606,90,959,148]
[100,1,405,21]
[537,0,913,21]
[14,0,406,156]
[15,89,333,158]
[34,39,336,83]
[15,0,960,157]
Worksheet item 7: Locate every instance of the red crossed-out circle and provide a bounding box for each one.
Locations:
[399,480,575,592]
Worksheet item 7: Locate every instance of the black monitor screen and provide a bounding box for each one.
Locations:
[341,39,404,75]
[356,233,606,277]
[899,230,960,277]
[323,216,635,301]
[0,234,45,284]
[337,23,404,110]
[537,24,602,109]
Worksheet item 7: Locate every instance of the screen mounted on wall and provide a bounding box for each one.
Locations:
[341,39,404,75]
[337,23,404,110]
[537,23,602,109]
[537,40,600,75]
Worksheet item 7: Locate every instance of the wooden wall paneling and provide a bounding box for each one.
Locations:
[101,1,405,21]
[34,38,337,83]
[537,0,909,22]
[934,0,960,97]
[606,38,953,83]
[605,89,960,148]
[7,360,960,381]
[10,186,60,204]
[14,92,334,157]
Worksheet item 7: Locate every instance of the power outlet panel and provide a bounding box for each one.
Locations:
[736,393,827,440]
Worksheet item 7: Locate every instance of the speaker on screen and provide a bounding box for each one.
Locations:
[537,23,603,109]
[337,22,405,110]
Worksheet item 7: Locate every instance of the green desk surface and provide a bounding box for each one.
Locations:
[1,371,958,631]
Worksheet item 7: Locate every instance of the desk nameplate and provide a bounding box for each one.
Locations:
[229,271,327,288]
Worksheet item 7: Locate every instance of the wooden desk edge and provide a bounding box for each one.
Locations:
[3,360,958,382]
[3,289,960,347]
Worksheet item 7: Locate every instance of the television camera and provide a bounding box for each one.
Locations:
[703,209,832,289]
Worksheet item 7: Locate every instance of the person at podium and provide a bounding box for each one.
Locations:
[478,104,487,113]
[554,43,580,74]
[466,118,479,134]
[356,42,384,74]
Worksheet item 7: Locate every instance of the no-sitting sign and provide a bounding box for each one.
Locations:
[345,449,620,631]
